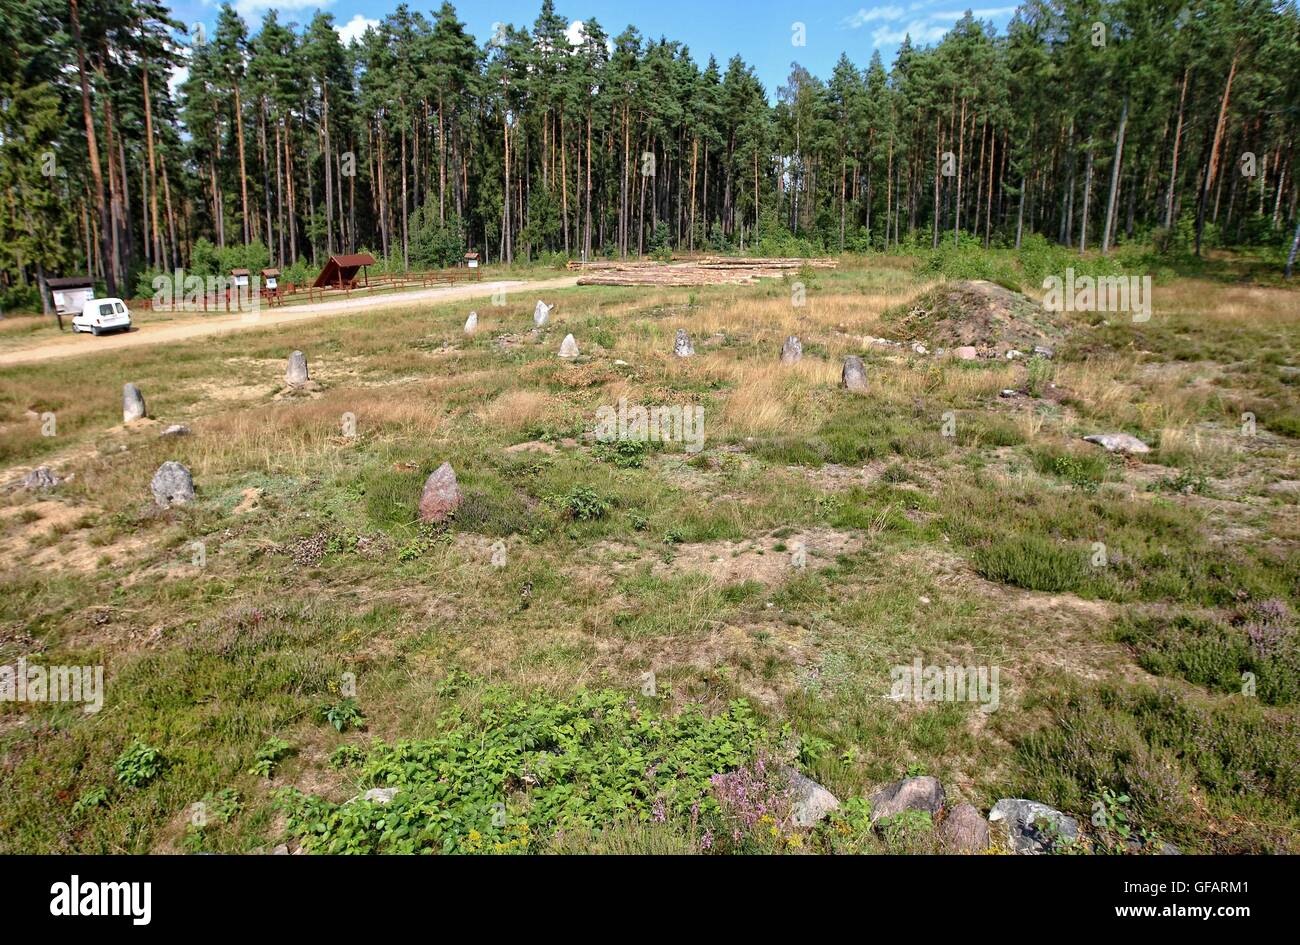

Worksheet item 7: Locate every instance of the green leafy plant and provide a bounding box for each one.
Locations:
[328,745,366,770]
[248,737,292,778]
[113,739,164,788]
[278,685,766,854]
[72,786,109,818]
[594,437,651,468]
[318,698,366,733]
[546,486,611,521]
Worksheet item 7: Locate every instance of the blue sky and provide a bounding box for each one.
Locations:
[169,1,1019,97]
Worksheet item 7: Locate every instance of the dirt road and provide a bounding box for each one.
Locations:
[0,276,580,368]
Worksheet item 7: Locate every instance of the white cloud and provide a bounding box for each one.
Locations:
[168,65,189,96]
[928,6,1017,18]
[336,13,378,44]
[871,19,953,46]
[233,0,332,16]
[843,6,905,29]
[565,19,586,46]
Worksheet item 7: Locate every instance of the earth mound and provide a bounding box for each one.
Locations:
[884,280,1062,355]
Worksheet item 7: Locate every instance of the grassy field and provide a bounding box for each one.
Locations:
[1,252,1297,854]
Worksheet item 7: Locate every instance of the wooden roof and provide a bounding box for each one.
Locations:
[313,253,377,289]
[47,275,94,289]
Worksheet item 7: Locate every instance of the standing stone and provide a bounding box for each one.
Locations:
[842,355,868,391]
[780,336,802,364]
[533,300,553,326]
[285,351,309,387]
[558,334,580,358]
[418,462,462,523]
[464,311,478,334]
[938,803,990,853]
[21,466,60,491]
[869,776,946,824]
[151,461,195,508]
[673,328,695,357]
[988,798,1080,854]
[123,383,147,423]
[784,767,840,827]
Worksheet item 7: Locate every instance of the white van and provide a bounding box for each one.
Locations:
[73,297,132,335]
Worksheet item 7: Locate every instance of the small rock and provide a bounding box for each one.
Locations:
[938,802,990,853]
[869,775,945,824]
[272,844,291,855]
[362,788,398,805]
[910,341,929,355]
[673,328,695,357]
[1032,345,1055,359]
[534,300,553,326]
[123,383,147,423]
[953,345,978,361]
[418,462,462,523]
[20,466,60,491]
[285,350,309,387]
[558,333,580,358]
[842,355,868,391]
[1083,432,1151,454]
[464,311,478,333]
[785,767,839,827]
[614,359,629,366]
[999,389,1019,398]
[988,798,1079,854]
[780,336,802,364]
[504,440,557,455]
[160,424,191,437]
[151,461,195,508]
[1005,349,1024,360]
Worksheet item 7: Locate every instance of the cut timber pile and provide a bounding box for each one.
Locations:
[575,256,837,287]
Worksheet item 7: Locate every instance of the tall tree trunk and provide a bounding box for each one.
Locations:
[1101,95,1129,254]
[70,0,116,295]
[1165,67,1190,228]
[234,83,250,244]
[1196,48,1239,256]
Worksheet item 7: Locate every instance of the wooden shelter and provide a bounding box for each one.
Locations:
[313,253,377,290]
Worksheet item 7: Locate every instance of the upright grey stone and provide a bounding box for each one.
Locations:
[151,461,195,508]
[464,311,478,333]
[673,329,695,357]
[842,355,868,391]
[418,462,462,523]
[869,776,946,823]
[558,334,580,358]
[780,335,802,364]
[938,802,990,853]
[534,300,553,326]
[988,798,1080,854]
[21,466,60,491]
[285,351,309,387]
[784,767,840,827]
[123,383,147,423]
